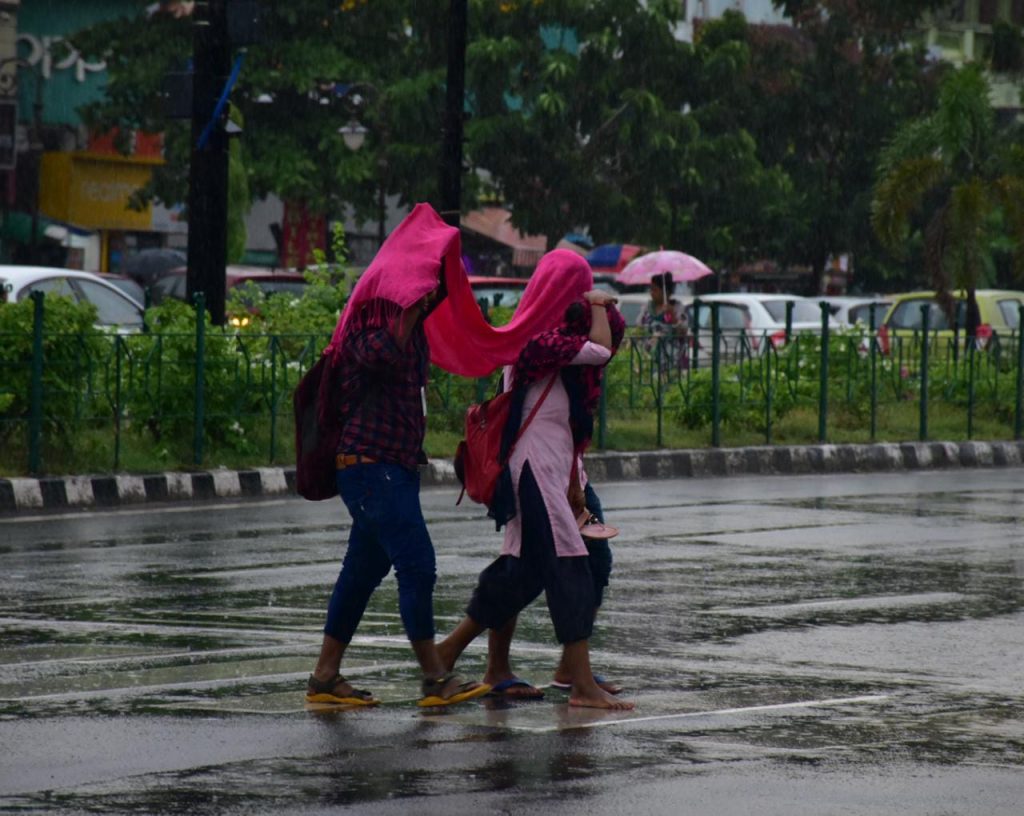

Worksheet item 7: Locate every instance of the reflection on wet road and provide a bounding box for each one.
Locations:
[1,470,1022,814]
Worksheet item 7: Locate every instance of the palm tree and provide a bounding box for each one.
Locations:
[871,64,1024,339]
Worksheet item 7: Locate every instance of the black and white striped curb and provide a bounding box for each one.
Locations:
[0,462,454,515]
[2,440,1022,515]
[582,439,1024,482]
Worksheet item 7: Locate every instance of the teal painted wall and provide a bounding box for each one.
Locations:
[16,0,140,126]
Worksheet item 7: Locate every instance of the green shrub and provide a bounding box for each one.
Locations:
[0,295,107,445]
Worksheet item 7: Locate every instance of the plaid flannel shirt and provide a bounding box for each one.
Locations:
[336,323,429,469]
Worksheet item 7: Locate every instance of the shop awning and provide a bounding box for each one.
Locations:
[0,211,65,244]
[461,207,547,269]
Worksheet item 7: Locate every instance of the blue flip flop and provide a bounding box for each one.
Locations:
[549,674,623,695]
[486,677,545,699]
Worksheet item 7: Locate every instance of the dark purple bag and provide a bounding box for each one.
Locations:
[293,354,342,501]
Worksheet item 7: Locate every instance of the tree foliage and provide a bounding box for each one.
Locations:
[871,64,1024,329]
[72,0,452,227]
[465,2,800,270]
[68,0,956,289]
[463,0,692,249]
[726,0,948,290]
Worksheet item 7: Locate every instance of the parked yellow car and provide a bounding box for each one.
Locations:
[881,289,1024,349]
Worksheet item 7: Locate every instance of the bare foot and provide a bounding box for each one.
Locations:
[570,685,635,710]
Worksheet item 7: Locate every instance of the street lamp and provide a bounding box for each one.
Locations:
[333,82,388,246]
[0,57,43,263]
[338,119,367,152]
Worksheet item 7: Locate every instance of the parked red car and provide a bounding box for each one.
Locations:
[149,265,309,327]
[151,265,308,303]
[468,275,528,310]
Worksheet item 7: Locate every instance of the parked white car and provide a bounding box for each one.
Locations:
[615,292,653,326]
[0,266,145,330]
[821,295,893,328]
[685,293,835,360]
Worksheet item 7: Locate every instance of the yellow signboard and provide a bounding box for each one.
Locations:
[39,151,162,231]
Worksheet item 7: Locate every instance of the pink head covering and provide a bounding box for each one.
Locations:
[510,249,593,324]
[324,204,595,378]
[427,249,593,376]
[324,202,466,360]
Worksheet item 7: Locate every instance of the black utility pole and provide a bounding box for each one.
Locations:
[187,0,230,325]
[440,0,467,229]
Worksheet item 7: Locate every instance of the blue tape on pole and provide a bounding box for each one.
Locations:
[197,51,246,150]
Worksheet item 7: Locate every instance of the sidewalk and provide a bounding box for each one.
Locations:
[3,439,1022,515]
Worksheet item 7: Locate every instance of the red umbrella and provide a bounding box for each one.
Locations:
[617,250,713,285]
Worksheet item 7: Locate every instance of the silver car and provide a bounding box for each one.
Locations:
[0,265,145,330]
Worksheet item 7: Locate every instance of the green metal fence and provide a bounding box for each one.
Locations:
[1,297,1022,476]
[608,300,1024,450]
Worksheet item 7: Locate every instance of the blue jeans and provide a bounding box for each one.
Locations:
[324,463,436,643]
[584,482,612,607]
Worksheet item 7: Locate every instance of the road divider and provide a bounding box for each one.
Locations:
[2,439,1022,515]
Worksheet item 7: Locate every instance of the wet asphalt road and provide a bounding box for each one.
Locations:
[1,469,1022,815]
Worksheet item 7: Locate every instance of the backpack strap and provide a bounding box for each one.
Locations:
[506,374,557,461]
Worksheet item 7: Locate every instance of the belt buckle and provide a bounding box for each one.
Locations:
[337,453,373,470]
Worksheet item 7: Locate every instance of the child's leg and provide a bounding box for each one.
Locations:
[437,615,486,670]
[484,616,517,680]
[583,481,604,523]
[439,553,541,674]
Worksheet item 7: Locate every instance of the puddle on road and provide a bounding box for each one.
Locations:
[2,476,1022,812]
[787,490,1024,526]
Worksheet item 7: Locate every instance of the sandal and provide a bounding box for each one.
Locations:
[550,674,624,695]
[305,673,379,706]
[486,677,545,700]
[576,510,619,540]
[417,673,491,708]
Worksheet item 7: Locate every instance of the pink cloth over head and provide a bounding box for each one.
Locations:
[324,202,470,360]
[324,204,595,378]
[427,249,594,376]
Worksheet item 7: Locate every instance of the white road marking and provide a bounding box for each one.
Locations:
[493,694,893,733]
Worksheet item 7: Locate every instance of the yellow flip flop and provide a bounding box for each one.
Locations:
[418,673,491,707]
[305,673,380,706]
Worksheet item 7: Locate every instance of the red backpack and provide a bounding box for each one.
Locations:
[293,354,343,501]
[454,375,556,506]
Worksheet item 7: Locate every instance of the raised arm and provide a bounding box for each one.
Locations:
[584,289,618,351]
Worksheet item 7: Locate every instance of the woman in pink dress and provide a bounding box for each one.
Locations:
[440,250,633,711]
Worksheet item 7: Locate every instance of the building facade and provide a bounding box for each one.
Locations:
[920,0,1024,118]
[1,0,186,272]
[675,0,790,42]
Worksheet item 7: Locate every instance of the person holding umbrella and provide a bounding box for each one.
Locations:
[637,271,688,370]
[620,250,713,373]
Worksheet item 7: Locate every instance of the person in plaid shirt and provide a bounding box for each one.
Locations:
[335,305,432,470]
[305,208,490,709]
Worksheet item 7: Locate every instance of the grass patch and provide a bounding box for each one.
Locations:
[2,391,1021,478]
